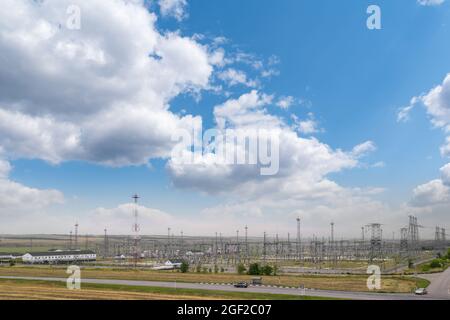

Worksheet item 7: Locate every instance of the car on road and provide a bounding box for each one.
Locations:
[414,288,428,295]
[234,282,249,288]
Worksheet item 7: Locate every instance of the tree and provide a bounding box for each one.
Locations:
[262,265,274,276]
[407,259,414,269]
[247,263,261,275]
[180,261,189,273]
[430,259,442,269]
[273,265,278,276]
[196,264,202,273]
[237,263,246,275]
[214,265,219,274]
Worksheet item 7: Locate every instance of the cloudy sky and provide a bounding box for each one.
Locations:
[0,0,450,239]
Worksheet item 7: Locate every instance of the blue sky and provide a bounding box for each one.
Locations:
[1,0,450,237]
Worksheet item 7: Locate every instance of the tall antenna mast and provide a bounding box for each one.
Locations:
[132,194,140,268]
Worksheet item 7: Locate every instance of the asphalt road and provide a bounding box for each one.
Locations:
[0,275,445,300]
[417,268,450,299]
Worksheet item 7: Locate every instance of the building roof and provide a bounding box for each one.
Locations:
[166,259,183,264]
[0,253,23,257]
[24,250,95,257]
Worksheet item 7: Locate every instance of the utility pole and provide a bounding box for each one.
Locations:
[263,232,267,264]
[367,223,382,262]
[215,232,218,264]
[220,233,223,260]
[245,225,248,262]
[180,230,184,254]
[236,230,240,264]
[287,232,291,258]
[167,227,171,258]
[104,228,108,258]
[330,222,335,265]
[435,226,441,242]
[400,228,408,254]
[331,222,334,243]
[74,222,79,250]
[296,217,301,261]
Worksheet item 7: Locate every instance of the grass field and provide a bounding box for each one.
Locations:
[405,261,449,274]
[0,278,331,300]
[0,247,55,254]
[0,265,427,293]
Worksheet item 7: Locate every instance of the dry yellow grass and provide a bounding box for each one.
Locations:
[0,266,419,293]
[0,280,222,300]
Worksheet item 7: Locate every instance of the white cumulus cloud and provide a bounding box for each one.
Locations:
[417,0,445,6]
[158,0,188,21]
[0,0,215,166]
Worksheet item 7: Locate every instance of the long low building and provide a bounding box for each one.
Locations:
[0,253,24,261]
[22,250,96,264]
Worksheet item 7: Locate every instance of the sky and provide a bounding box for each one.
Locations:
[0,0,450,239]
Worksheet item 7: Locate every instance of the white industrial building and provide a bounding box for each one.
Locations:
[22,250,96,264]
[164,259,183,268]
[0,253,23,261]
[152,259,183,270]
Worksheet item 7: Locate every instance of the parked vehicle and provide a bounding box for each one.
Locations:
[414,288,428,295]
[234,282,249,288]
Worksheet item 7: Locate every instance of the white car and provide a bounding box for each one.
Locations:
[414,288,428,295]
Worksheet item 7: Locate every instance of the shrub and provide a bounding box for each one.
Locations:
[262,265,274,276]
[214,265,219,273]
[247,263,261,275]
[273,265,278,276]
[421,265,431,272]
[430,259,442,269]
[196,264,202,273]
[180,261,189,273]
[237,263,246,275]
